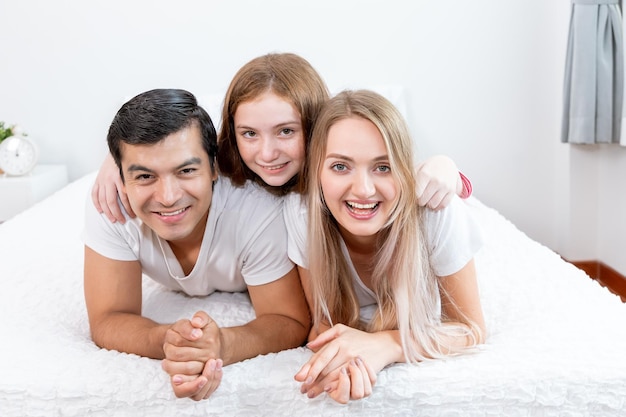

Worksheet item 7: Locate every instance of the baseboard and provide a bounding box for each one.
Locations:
[567,260,626,302]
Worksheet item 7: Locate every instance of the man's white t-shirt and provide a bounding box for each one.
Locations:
[83,177,294,296]
[283,192,483,318]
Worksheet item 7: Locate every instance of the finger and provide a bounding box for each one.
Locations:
[417,183,437,207]
[357,356,377,388]
[426,189,446,211]
[300,343,341,386]
[105,188,126,224]
[305,325,342,350]
[304,367,341,398]
[191,311,212,329]
[171,375,208,400]
[165,321,202,346]
[329,367,351,404]
[353,358,372,398]
[91,184,103,213]
[346,360,365,399]
[294,362,311,382]
[116,181,135,218]
[201,359,223,400]
[163,343,208,362]
[161,358,205,377]
[432,192,454,211]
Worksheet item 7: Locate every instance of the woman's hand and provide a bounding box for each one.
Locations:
[294,324,402,402]
[91,153,134,223]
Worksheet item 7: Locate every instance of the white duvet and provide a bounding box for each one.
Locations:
[1,172,625,417]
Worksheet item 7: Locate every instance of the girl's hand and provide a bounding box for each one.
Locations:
[415,155,463,210]
[91,153,134,223]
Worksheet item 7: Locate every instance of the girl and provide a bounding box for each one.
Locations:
[294,90,486,404]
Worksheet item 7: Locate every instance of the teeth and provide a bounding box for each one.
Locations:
[159,208,185,216]
[262,163,287,170]
[347,202,377,209]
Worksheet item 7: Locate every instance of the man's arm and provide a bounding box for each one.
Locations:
[84,246,170,359]
[220,265,310,364]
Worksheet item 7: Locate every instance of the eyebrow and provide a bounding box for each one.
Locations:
[325,153,388,162]
[235,120,300,130]
[126,157,203,173]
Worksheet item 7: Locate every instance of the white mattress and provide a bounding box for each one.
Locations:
[1,172,625,416]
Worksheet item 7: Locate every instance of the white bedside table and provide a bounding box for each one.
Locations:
[0,164,69,222]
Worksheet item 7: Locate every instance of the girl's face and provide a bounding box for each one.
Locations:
[320,116,397,240]
[234,92,305,187]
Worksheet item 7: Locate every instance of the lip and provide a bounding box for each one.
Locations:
[258,161,289,174]
[153,206,190,224]
[344,200,379,220]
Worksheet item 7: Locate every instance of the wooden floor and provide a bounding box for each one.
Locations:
[569,260,626,303]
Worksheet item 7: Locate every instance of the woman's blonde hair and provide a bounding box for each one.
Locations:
[307,89,477,362]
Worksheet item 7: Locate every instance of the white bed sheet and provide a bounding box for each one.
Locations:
[1,172,625,417]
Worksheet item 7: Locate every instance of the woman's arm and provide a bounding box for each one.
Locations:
[438,259,487,349]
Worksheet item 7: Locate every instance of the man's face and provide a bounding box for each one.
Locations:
[120,123,217,245]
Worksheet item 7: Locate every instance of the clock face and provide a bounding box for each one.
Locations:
[0,136,39,176]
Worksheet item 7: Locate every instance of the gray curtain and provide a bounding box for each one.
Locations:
[561,0,624,145]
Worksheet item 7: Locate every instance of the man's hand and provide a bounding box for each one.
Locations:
[162,311,224,400]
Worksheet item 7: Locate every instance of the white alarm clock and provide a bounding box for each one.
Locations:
[0,135,39,176]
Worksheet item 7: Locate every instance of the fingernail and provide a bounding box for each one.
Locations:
[191,329,202,338]
[356,357,363,366]
[209,360,217,371]
[172,375,183,384]
[198,378,207,389]
[192,317,203,327]
[216,360,223,371]
[324,385,331,392]
[341,367,347,375]
[305,376,313,384]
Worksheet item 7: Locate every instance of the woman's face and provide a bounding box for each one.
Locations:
[234,92,305,187]
[320,116,397,239]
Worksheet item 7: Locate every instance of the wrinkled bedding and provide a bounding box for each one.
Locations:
[1,172,625,417]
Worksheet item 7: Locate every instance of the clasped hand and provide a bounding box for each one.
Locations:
[161,311,223,401]
[294,324,393,404]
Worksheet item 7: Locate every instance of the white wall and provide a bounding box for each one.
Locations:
[1,0,624,275]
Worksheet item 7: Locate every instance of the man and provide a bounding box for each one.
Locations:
[83,88,310,401]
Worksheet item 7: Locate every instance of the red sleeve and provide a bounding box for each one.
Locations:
[459,172,472,199]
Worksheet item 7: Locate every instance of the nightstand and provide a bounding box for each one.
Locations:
[0,164,69,222]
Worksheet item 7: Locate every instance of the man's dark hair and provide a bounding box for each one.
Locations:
[107,88,218,180]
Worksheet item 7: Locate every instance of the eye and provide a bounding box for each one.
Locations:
[179,167,196,175]
[330,162,348,172]
[240,130,257,139]
[134,173,154,181]
[279,128,294,136]
[375,165,391,173]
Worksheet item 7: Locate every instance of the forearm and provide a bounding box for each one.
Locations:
[219,314,309,365]
[90,312,170,359]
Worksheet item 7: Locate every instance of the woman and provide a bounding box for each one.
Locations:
[294,89,486,404]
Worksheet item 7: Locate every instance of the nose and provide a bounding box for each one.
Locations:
[155,176,182,207]
[352,169,375,198]
[259,137,280,162]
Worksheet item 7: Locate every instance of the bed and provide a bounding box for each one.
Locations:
[1,171,625,417]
